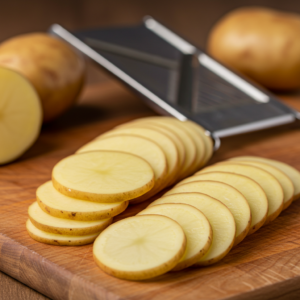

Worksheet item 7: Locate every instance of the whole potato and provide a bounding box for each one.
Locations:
[0,33,86,122]
[207,7,300,91]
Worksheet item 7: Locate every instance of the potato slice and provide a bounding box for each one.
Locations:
[183,120,214,165]
[93,215,186,280]
[26,219,100,246]
[164,181,251,245]
[52,151,155,203]
[197,163,284,224]
[228,161,294,210]
[138,203,212,271]
[178,172,268,234]
[98,126,179,188]
[37,181,128,221]
[127,117,197,180]
[150,193,236,265]
[29,201,112,236]
[229,156,300,200]
[77,135,167,192]
[0,67,42,164]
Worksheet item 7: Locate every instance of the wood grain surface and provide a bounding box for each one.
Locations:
[1,80,300,300]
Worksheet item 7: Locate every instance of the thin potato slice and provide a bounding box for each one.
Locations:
[93,215,186,280]
[164,181,251,245]
[0,67,42,164]
[77,134,167,191]
[138,203,212,271]
[229,156,300,200]
[52,151,155,203]
[29,201,112,236]
[229,161,294,210]
[98,126,179,188]
[150,193,236,265]
[128,117,197,180]
[178,172,268,234]
[26,219,100,246]
[197,163,284,224]
[37,181,128,221]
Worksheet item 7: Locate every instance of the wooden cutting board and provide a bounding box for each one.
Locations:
[1,80,300,300]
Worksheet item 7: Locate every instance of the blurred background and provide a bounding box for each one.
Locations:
[2,0,300,85]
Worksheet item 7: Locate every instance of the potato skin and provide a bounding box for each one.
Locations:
[207,7,300,90]
[0,33,86,122]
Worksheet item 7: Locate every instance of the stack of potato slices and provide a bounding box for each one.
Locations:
[27,117,212,245]
[94,155,300,280]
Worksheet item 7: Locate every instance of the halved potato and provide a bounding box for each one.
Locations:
[198,163,284,224]
[228,161,294,210]
[138,203,212,271]
[97,126,179,188]
[0,66,42,165]
[178,171,268,235]
[93,215,186,280]
[164,180,251,245]
[37,181,128,221]
[29,201,112,235]
[52,151,155,203]
[26,219,100,246]
[150,193,236,265]
[229,156,300,200]
[77,134,167,193]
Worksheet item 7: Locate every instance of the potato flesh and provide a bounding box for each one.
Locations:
[26,219,100,246]
[198,163,284,223]
[52,151,155,203]
[229,156,300,199]
[93,215,186,280]
[151,193,236,265]
[0,67,42,164]
[178,172,268,234]
[164,180,251,245]
[37,181,128,220]
[138,203,212,270]
[230,161,294,209]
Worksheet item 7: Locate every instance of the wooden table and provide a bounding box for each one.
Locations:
[1,79,300,300]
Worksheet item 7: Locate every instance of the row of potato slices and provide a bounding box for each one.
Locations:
[26,117,213,245]
[93,155,300,280]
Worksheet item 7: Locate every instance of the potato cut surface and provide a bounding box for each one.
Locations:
[52,151,155,203]
[37,181,128,221]
[26,219,99,246]
[229,156,300,199]
[178,172,268,235]
[0,67,42,164]
[164,180,251,245]
[139,203,212,271]
[77,134,167,187]
[29,201,112,236]
[151,193,236,265]
[93,215,186,280]
[231,161,294,210]
[199,163,284,224]
[98,126,179,187]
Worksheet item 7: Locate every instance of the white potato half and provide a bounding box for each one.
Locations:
[164,180,251,245]
[52,151,155,203]
[150,193,236,265]
[37,181,128,221]
[197,163,284,224]
[229,156,300,200]
[0,67,42,164]
[26,219,100,246]
[28,201,112,236]
[93,215,186,280]
[138,203,212,271]
[177,172,268,235]
[228,161,294,210]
